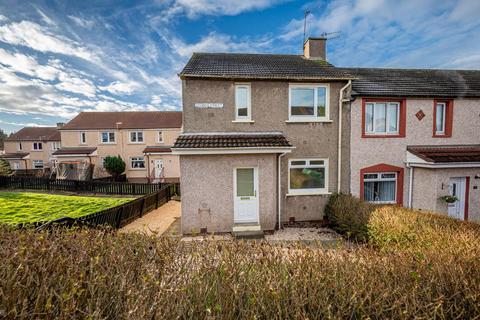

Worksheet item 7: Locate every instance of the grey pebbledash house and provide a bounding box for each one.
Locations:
[172,37,480,235]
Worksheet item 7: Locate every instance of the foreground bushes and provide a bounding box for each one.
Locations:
[1,225,479,319]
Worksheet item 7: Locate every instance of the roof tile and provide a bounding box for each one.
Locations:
[173,133,292,149]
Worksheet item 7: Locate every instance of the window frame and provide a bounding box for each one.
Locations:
[433,99,453,138]
[129,131,144,144]
[52,141,61,150]
[234,83,252,121]
[363,172,397,204]
[362,98,406,138]
[100,131,116,144]
[80,132,87,144]
[288,84,330,122]
[130,156,146,170]
[33,142,43,151]
[32,160,44,169]
[158,131,164,143]
[287,158,329,196]
[365,102,400,135]
[17,142,22,151]
[360,163,404,205]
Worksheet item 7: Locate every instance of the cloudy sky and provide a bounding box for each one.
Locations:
[0,0,479,133]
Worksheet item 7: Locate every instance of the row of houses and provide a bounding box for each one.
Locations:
[172,37,480,234]
[2,111,182,183]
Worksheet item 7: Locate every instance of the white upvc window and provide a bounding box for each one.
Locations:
[235,83,251,121]
[363,172,397,204]
[33,160,44,169]
[101,131,115,143]
[158,131,164,143]
[33,142,43,150]
[80,132,87,144]
[365,102,400,135]
[131,156,145,169]
[435,102,446,135]
[52,141,61,150]
[288,158,329,195]
[13,162,20,170]
[288,84,329,122]
[129,131,144,143]
[17,142,22,151]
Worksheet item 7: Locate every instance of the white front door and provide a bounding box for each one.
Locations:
[448,177,466,220]
[234,167,258,224]
[154,159,164,179]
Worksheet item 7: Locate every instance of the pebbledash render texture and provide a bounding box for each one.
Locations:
[174,37,480,234]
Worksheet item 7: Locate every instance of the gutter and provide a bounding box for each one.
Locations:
[278,152,288,230]
[337,80,352,193]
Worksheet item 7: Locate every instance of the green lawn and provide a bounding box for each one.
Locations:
[0,192,133,225]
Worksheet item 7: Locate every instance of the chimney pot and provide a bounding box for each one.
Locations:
[303,37,327,60]
[56,122,65,128]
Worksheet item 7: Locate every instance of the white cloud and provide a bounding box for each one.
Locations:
[68,16,95,29]
[173,0,285,17]
[0,119,49,127]
[36,8,56,26]
[99,81,141,95]
[0,21,96,61]
[0,15,7,22]
[56,71,97,98]
[151,94,163,105]
[0,48,61,81]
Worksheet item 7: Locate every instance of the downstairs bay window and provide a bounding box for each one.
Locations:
[288,159,328,195]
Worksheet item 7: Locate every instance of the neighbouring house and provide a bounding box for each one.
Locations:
[174,37,480,234]
[54,111,182,182]
[346,68,480,222]
[1,125,62,173]
[173,38,355,234]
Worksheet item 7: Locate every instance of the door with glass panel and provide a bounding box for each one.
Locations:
[447,177,466,220]
[234,167,258,224]
[363,172,397,204]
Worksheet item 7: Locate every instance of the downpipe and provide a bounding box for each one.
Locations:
[337,80,352,193]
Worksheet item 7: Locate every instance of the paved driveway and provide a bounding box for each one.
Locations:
[120,200,181,236]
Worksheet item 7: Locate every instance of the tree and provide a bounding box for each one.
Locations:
[0,128,7,150]
[103,155,125,181]
[0,159,12,176]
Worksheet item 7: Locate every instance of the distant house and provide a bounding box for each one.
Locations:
[53,111,182,182]
[1,126,62,172]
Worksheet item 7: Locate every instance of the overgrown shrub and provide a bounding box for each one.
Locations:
[103,155,125,181]
[0,158,12,176]
[0,226,479,319]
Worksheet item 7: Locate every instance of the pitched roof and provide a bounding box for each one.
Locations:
[1,152,29,159]
[61,112,182,130]
[6,127,60,141]
[173,132,292,149]
[407,145,480,163]
[179,53,355,80]
[143,146,172,153]
[52,147,97,156]
[344,68,480,98]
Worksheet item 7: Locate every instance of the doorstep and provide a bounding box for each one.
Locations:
[232,223,264,239]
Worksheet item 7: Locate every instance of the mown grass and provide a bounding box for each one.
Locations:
[0,194,479,319]
[0,192,133,225]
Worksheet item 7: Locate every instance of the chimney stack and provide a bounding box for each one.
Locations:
[303,37,327,60]
[56,122,65,128]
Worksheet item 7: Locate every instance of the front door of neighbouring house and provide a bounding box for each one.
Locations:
[234,167,258,224]
[154,159,164,179]
[448,177,466,220]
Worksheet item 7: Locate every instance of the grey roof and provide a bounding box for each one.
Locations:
[173,132,292,149]
[179,53,355,80]
[344,68,480,98]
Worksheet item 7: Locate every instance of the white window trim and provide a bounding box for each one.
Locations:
[435,102,446,135]
[365,102,400,135]
[80,132,87,144]
[52,141,61,150]
[32,142,43,151]
[129,131,144,144]
[130,156,146,170]
[288,84,330,122]
[234,83,252,121]
[32,160,44,169]
[158,131,164,143]
[17,143,22,151]
[100,131,116,144]
[287,158,329,196]
[363,172,397,204]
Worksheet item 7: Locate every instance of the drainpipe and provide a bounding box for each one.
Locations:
[407,163,414,209]
[337,80,352,193]
[278,152,288,230]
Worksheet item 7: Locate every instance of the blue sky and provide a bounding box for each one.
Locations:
[0,0,479,133]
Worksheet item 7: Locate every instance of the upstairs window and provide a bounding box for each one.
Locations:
[235,84,251,121]
[433,100,453,137]
[362,99,405,138]
[80,132,87,144]
[289,84,329,121]
[129,131,144,143]
[101,132,115,143]
[52,142,61,150]
[17,143,22,151]
[288,159,328,195]
[33,142,43,150]
[158,131,164,143]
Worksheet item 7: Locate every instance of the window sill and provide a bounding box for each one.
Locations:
[362,133,404,138]
[129,168,146,171]
[232,120,255,123]
[286,192,331,197]
[100,143,117,145]
[286,119,332,123]
[432,134,451,138]
[127,142,145,145]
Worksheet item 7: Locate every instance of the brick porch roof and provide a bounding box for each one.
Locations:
[407,145,480,163]
[173,132,292,149]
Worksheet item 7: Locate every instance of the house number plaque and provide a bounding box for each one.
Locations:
[194,103,223,109]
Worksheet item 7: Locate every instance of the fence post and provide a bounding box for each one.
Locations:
[155,191,159,209]
[20,176,25,189]
[115,206,124,229]
[167,185,171,201]
[139,197,146,217]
